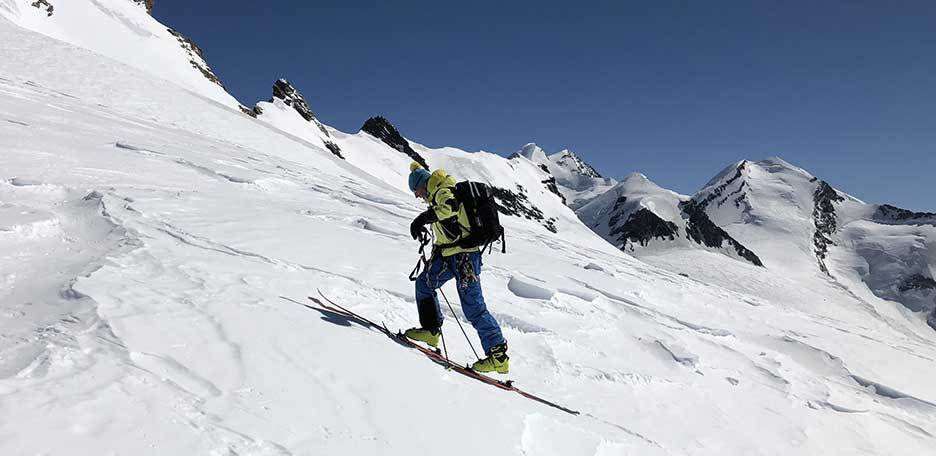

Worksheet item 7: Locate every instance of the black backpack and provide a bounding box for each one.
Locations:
[451,181,505,253]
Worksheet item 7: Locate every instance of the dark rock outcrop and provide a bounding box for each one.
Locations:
[491,184,558,233]
[360,116,428,169]
[812,181,844,274]
[606,196,630,227]
[898,274,936,293]
[239,105,258,118]
[873,204,936,226]
[692,161,755,225]
[166,28,223,88]
[31,0,54,16]
[324,141,342,158]
[253,79,342,158]
[696,161,747,211]
[681,200,764,267]
[928,310,936,332]
[270,79,332,137]
[538,165,566,204]
[273,79,315,122]
[131,0,154,13]
[609,208,679,247]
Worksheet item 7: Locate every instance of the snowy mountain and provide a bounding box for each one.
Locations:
[511,143,617,209]
[251,79,344,158]
[2,3,936,455]
[691,158,936,330]
[576,173,763,267]
[574,156,936,331]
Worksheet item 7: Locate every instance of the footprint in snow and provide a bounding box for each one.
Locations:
[349,217,404,238]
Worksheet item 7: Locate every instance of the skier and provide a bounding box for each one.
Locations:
[404,162,509,374]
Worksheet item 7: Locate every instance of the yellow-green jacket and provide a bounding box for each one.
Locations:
[416,163,480,257]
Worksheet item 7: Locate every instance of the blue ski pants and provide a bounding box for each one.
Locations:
[414,251,505,354]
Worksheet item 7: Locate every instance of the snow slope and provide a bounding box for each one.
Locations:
[0,0,239,108]
[2,10,936,456]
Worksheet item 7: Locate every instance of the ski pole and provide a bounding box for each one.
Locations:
[438,288,481,361]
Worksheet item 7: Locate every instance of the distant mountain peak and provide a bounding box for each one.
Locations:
[752,157,816,180]
[620,172,651,184]
[510,143,615,209]
[550,149,603,179]
[513,143,548,162]
[270,79,316,122]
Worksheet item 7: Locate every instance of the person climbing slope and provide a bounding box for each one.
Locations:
[405,161,509,374]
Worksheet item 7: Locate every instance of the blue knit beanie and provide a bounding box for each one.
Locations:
[408,166,431,193]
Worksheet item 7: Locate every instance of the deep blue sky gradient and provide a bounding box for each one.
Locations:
[155,1,935,210]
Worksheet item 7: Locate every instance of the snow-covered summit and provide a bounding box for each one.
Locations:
[514,142,550,162]
[550,149,604,179]
[510,143,617,210]
[692,157,936,329]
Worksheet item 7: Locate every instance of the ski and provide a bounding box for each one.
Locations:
[307,290,580,416]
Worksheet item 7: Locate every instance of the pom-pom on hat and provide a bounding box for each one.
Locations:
[408,162,431,193]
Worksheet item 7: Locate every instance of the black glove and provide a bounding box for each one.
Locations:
[410,209,437,240]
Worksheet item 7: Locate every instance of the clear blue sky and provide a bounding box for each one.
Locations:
[155,1,935,211]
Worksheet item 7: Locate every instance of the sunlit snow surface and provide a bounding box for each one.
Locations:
[1,14,936,456]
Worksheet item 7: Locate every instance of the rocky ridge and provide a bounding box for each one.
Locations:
[360,116,428,169]
[252,79,342,158]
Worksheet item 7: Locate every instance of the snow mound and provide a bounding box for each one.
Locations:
[507,275,556,301]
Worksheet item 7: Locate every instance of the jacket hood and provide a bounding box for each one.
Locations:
[428,169,456,196]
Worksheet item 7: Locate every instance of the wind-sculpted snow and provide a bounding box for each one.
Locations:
[507,275,557,301]
[3,13,936,456]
